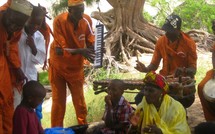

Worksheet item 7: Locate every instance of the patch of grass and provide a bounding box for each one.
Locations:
[41,54,212,128]
[39,71,49,85]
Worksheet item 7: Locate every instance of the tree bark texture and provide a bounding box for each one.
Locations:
[91,0,164,65]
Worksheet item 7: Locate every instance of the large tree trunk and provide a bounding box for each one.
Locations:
[91,0,164,65]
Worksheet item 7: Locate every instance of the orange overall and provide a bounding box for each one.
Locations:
[151,32,197,76]
[198,44,215,121]
[0,12,21,134]
[0,0,11,11]
[39,23,51,69]
[49,13,94,126]
[39,23,51,53]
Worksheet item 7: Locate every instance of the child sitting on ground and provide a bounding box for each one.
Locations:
[13,81,46,134]
[100,79,133,134]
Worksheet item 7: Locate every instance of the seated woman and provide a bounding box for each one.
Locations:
[129,71,191,134]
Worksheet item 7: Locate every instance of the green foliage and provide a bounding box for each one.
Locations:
[146,0,183,27]
[143,11,154,22]
[39,71,49,85]
[147,0,215,33]
[51,0,67,17]
[174,0,215,33]
[51,0,98,17]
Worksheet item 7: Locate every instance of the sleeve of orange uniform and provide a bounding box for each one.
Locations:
[39,23,51,52]
[53,17,67,48]
[151,38,162,68]
[187,40,197,69]
[7,31,22,68]
[83,14,95,47]
[0,0,11,11]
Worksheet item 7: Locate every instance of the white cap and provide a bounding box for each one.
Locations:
[9,0,33,16]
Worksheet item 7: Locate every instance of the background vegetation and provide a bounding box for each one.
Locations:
[51,0,215,33]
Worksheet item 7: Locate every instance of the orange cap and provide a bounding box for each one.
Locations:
[68,0,84,6]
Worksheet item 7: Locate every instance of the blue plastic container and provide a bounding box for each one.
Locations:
[45,127,75,134]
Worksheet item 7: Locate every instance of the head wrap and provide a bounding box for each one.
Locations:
[143,71,169,93]
[9,0,33,16]
[162,14,182,33]
[68,0,84,7]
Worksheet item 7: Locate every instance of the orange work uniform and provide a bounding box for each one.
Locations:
[49,13,94,126]
[0,11,21,134]
[39,23,51,69]
[151,32,197,76]
[198,44,215,121]
[39,23,51,55]
[0,0,11,11]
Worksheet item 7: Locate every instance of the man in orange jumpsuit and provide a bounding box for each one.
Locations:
[135,15,197,78]
[0,0,33,133]
[198,20,215,121]
[49,0,95,126]
[135,14,197,105]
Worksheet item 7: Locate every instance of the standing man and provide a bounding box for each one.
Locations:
[135,14,197,105]
[49,0,95,127]
[0,0,33,133]
[198,20,215,121]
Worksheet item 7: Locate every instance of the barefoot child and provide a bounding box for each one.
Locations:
[13,81,46,134]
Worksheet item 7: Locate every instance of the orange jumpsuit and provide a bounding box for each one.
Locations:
[198,44,215,121]
[39,23,51,69]
[0,11,21,134]
[0,0,11,11]
[39,23,51,55]
[151,32,197,76]
[49,13,94,126]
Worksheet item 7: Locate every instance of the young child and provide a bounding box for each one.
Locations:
[13,81,46,134]
[100,79,133,134]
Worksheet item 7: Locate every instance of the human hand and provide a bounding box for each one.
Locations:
[174,67,184,77]
[143,124,162,134]
[42,60,48,70]
[26,36,37,56]
[105,95,112,108]
[134,61,148,72]
[80,48,95,63]
[129,112,140,126]
[13,68,28,83]
[64,47,95,63]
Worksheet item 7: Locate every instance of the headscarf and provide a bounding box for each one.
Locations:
[68,0,84,7]
[9,0,33,16]
[143,71,169,93]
